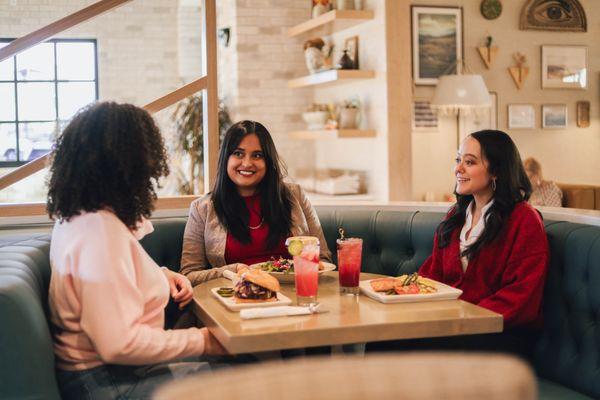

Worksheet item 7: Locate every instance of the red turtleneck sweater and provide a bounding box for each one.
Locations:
[224,194,288,266]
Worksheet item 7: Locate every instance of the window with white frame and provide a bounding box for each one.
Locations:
[0,39,98,166]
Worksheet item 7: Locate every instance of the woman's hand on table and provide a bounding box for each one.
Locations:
[201,328,228,355]
[235,263,250,273]
[162,268,194,309]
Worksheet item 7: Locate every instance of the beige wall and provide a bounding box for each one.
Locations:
[313,0,389,201]
[413,0,599,201]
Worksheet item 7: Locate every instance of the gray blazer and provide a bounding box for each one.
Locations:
[180,183,332,286]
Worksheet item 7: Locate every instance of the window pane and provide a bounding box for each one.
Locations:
[0,43,14,80]
[0,83,16,121]
[16,42,54,80]
[18,122,56,161]
[0,123,17,161]
[58,82,96,120]
[17,82,56,120]
[57,42,96,80]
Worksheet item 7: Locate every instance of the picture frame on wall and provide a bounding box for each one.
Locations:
[412,100,438,132]
[542,104,568,129]
[459,92,497,141]
[411,6,463,85]
[541,45,587,89]
[344,36,359,69]
[508,104,535,129]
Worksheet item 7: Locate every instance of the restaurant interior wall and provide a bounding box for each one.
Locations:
[412,0,600,201]
[216,0,317,186]
[311,0,390,201]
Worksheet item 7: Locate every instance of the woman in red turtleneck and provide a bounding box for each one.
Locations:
[180,120,331,286]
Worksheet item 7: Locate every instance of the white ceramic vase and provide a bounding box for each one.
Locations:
[304,47,325,74]
[302,111,329,130]
[312,3,329,18]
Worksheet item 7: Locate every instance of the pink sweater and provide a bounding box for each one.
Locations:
[49,210,205,371]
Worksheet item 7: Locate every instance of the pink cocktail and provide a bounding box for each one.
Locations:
[337,238,363,295]
[293,243,320,306]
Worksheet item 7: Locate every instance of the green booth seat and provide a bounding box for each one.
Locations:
[1,207,599,399]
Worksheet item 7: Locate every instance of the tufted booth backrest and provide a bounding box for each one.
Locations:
[317,209,443,276]
[0,233,60,400]
[1,209,600,399]
[534,221,600,397]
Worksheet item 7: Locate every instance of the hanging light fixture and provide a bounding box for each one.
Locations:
[430,61,492,146]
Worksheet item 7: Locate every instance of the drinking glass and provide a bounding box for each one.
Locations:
[337,238,363,295]
[293,243,320,306]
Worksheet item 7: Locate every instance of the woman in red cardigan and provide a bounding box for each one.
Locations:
[420,130,549,330]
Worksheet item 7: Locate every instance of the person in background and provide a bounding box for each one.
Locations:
[420,130,548,331]
[523,157,563,207]
[47,102,225,400]
[180,120,331,286]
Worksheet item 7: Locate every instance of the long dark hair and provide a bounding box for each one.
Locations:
[211,120,292,248]
[47,102,169,230]
[437,130,531,259]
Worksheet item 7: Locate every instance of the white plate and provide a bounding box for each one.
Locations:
[211,287,292,311]
[359,278,463,304]
[249,261,336,283]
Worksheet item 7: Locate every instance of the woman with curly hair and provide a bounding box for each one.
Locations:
[420,130,549,330]
[47,102,225,400]
[180,120,331,285]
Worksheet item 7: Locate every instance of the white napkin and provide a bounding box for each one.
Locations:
[240,306,313,319]
[222,269,239,284]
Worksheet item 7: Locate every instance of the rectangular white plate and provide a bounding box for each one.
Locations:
[359,278,463,304]
[211,287,293,311]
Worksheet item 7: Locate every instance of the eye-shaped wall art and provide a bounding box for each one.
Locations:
[520,0,587,32]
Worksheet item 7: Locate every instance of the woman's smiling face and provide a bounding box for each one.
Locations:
[226,133,266,196]
[454,136,494,198]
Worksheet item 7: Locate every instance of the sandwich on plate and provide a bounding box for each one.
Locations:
[234,268,280,303]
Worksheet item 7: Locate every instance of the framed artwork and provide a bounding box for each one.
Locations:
[459,92,498,141]
[412,100,438,132]
[411,6,463,85]
[542,104,568,129]
[520,0,587,32]
[508,104,535,129]
[344,36,359,69]
[541,45,587,89]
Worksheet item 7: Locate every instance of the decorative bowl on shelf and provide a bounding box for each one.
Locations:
[302,111,329,130]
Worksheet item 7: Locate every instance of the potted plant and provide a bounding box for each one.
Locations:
[171,95,232,194]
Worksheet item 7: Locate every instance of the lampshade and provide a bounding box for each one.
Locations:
[431,74,491,115]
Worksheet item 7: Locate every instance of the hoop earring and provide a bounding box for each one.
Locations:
[492,179,497,192]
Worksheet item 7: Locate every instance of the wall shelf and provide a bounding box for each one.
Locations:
[290,129,376,140]
[288,9,374,37]
[288,69,375,88]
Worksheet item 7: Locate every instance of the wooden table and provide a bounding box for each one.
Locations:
[192,272,503,354]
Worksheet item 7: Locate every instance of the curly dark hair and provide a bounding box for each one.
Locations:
[46,102,170,230]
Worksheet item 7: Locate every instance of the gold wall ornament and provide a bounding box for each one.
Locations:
[508,53,529,90]
[520,0,586,32]
[477,36,498,69]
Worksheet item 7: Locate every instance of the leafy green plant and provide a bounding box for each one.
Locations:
[172,95,232,194]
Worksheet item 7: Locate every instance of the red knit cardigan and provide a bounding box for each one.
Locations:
[419,201,549,329]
